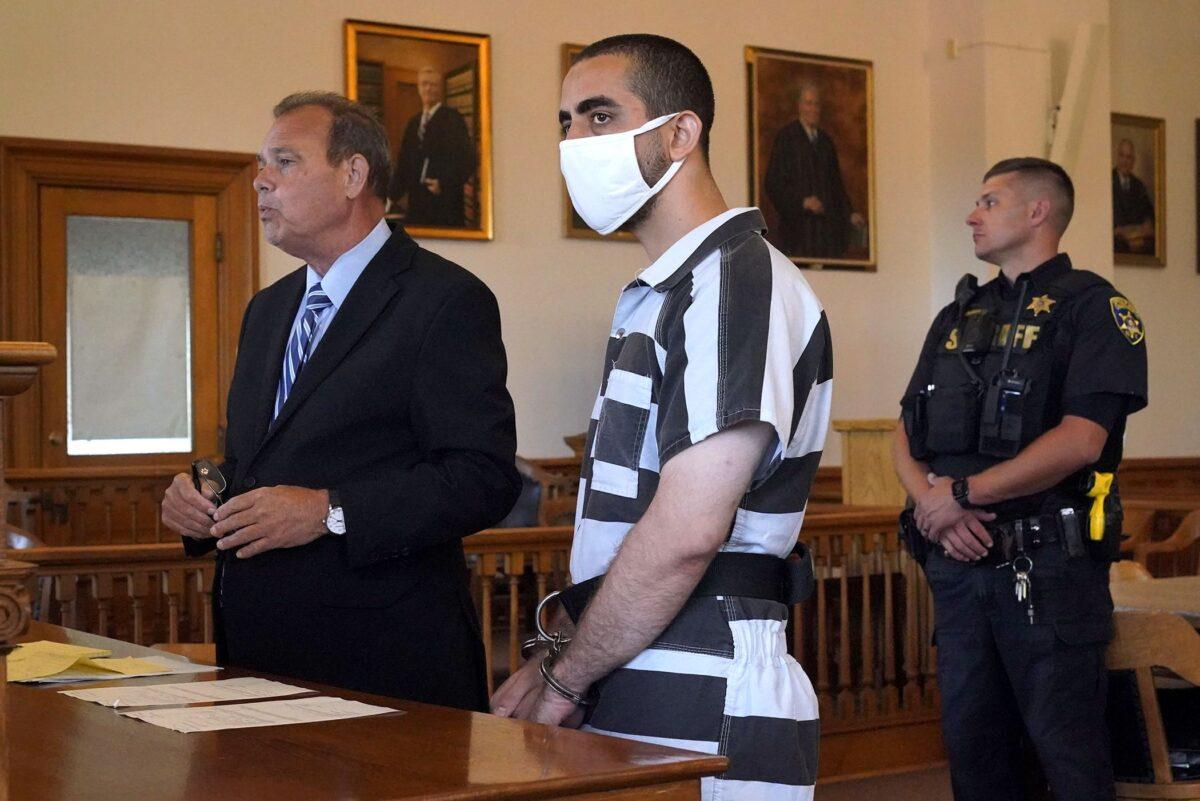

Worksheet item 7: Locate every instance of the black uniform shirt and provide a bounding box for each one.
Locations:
[900,254,1148,518]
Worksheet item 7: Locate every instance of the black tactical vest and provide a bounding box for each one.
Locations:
[907,269,1110,518]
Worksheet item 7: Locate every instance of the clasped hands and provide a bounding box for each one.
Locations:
[161,473,329,558]
[915,474,996,562]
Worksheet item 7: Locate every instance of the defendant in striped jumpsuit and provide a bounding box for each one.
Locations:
[493,35,832,800]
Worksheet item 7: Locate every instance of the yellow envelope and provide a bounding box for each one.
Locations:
[81,657,170,676]
[7,641,111,682]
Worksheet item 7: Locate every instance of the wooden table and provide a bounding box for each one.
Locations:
[9,623,726,800]
[1110,576,1200,623]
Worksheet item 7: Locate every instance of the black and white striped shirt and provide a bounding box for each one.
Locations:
[571,207,833,583]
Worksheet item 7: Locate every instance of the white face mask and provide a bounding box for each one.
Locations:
[559,113,685,235]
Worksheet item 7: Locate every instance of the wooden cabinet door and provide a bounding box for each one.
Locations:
[37,187,221,469]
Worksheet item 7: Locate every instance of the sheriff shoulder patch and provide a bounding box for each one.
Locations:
[1110,296,1145,345]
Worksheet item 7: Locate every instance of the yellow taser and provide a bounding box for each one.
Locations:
[1085,472,1114,541]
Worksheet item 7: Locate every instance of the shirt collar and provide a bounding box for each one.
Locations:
[305,217,392,308]
[423,102,442,118]
[637,208,766,292]
[996,252,1073,297]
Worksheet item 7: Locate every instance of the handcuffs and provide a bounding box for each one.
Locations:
[521,591,597,708]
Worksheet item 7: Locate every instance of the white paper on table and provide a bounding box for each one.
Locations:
[61,677,309,707]
[25,656,220,684]
[122,696,397,733]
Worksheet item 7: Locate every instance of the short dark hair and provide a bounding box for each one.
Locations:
[273,92,391,200]
[575,34,715,159]
[983,157,1075,234]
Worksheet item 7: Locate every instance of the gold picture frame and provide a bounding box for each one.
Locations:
[561,43,636,242]
[746,46,876,270]
[1111,113,1165,267]
[345,19,493,241]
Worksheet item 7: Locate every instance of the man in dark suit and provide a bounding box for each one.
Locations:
[387,66,477,227]
[765,81,864,259]
[1112,138,1155,254]
[161,91,519,711]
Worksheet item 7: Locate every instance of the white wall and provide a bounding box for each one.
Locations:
[1,0,1195,460]
[1110,0,1200,457]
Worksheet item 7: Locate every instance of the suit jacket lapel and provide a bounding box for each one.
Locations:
[255,226,417,455]
[250,271,305,455]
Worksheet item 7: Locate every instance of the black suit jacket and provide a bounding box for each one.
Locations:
[388,105,476,227]
[186,224,519,708]
[764,120,853,258]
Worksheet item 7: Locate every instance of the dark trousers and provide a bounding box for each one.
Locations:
[923,546,1115,801]
[218,571,489,712]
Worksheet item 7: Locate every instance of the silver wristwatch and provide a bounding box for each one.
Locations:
[325,490,346,535]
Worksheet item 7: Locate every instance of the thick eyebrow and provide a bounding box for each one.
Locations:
[559,94,622,127]
[576,95,619,115]
[556,94,624,127]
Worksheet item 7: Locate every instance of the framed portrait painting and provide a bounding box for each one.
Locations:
[746,46,876,270]
[345,20,493,240]
[1110,113,1165,266]
[560,43,636,242]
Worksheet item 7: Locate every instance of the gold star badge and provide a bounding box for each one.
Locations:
[1027,294,1056,316]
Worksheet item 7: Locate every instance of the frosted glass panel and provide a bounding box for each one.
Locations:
[66,215,192,455]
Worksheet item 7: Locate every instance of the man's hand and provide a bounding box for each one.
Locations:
[802,195,824,214]
[491,654,546,719]
[916,475,994,561]
[850,211,865,227]
[161,472,218,539]
[210,486,329,558]
[524,683,586,728]
[493,654,586,728]
[423,178,442,195]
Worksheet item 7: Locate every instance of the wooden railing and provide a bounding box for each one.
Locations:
[20,512,932,726]
[20,544,214,646]
[7,467,183,546]
[9,457,1197,549]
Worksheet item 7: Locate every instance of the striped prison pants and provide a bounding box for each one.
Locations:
[582,595,819,800]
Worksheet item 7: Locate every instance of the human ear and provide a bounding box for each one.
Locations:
[344,153,369,199]
[1028,197,1052,228]
[667,111,704,161]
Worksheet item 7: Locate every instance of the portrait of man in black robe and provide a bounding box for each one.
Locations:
[765,81,864,260]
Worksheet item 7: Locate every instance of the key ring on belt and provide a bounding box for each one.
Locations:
[521,590,571,660]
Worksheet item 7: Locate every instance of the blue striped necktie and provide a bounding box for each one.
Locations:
[274,282,333,419]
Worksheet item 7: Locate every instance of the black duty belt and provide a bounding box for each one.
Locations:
[979,510,1077,565]
[558,546,815,624]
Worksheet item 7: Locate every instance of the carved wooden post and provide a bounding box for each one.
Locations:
[0,341,56,801]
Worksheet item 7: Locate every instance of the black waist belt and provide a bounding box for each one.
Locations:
[558,546,816,624]
[980,510,1076,565]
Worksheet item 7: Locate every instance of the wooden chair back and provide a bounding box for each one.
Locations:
[1136,510,1200,578]
[1107,611,1200,797]
[1111,560,1154,582]
[1121,507,1159,555]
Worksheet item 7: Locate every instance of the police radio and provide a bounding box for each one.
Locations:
[977,277,1033,457]
[978,369,1028,456]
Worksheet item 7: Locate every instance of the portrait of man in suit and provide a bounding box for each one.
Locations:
[1112,137,1155,255]
[388,66,477,228]
[1109,113,1165,265]
[765,80,865,260]
[160,91,519,710]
